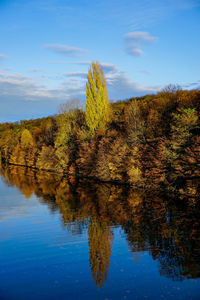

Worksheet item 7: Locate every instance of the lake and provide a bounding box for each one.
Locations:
[0,165,199,300]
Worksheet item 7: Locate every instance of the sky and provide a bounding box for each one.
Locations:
[0,0,200,122]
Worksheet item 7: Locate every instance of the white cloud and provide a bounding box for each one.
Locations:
[44,44,87,57]
[100,63,118,73]
[0,70,86,122]
[0,71,54,99]
[0,70,87,104]
[0,66,161,122]
[105,67,159,99]
[0,67,159,102]
[125,31,157,42]
[0,72,29,81]
[128,48,144,56]
[124,31,158,56]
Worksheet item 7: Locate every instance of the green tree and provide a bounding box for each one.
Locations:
[85,61,111,133]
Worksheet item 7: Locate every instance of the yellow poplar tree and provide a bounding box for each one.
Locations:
[21,129,34,147]
[85,61,111,133]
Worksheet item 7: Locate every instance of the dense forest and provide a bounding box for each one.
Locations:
[0,62,200,194]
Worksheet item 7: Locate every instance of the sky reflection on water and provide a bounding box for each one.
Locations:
[0,165,200,300]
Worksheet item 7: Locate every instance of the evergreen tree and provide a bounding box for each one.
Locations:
[85,61,111,133]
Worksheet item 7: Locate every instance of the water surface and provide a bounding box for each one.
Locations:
[0,165,200,300]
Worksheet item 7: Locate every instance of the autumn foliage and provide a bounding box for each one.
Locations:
[0,81,200,193]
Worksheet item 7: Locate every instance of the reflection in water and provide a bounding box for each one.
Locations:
[0,164,200,287]
[89,218,113,287]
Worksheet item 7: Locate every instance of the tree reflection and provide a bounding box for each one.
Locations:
[88,218,113,287]
[0,164,200,286]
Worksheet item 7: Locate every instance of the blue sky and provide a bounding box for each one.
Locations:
[0,0,200,122]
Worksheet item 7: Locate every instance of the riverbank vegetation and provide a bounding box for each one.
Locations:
[0,62,200,193]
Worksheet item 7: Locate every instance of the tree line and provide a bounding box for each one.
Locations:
[0,62,200,192]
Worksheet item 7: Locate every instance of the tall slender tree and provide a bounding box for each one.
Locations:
[85,61,111,133]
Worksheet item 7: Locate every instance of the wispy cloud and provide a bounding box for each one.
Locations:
[58,63,118,84]
[70,62,118,74]
[125,31,157,43]
[0,66,161,122]
[181,80,200,89]
[28,68,44,73]
[128,48,144,56]
[48,61,90,66]
[34,0,200,31]
[104,66,159,99]
[0,54,7,60]
[124,31,158,56]
[3,67,12,71]
[0,66,160,102]
[0,70,85,121]
[69,61,90,65]
[44,44,88,57]
[100,63,118,73]
[0,71,86,103]
[0,71,52,99]
[127,0,200,30]
[137,69,152,75]
[53,61,118,73]
[0,72,29,82]
[63,71,87,78]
